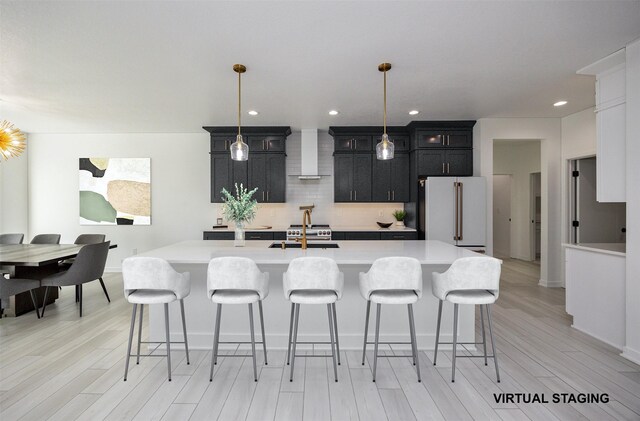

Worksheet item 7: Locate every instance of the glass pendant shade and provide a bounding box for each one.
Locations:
[230,134,249,161]
[376,133,394,160]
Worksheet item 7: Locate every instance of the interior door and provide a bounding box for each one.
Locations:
[492,175,511,257]
[457,177,486,247]
[425,177,456,244]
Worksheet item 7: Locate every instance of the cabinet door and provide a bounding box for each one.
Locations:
[248,155,268,202]
[230,159,248,193]
[374,135,410,152]
[445,131,472,148]
[334,154,353,202]
[391,153,410,202]
[372,158,391,202]
[266,154,286,202]
[345,232,380,240]
[353,154,372,202]
[416,131,446,148]
[247,136,285,152]
[596,104,626,202]
[380,231,418,240]
[334,135,372,151]
[417,150,446,177]
[211,154,230,203]
[211,136,234,152]
[446,150,472,176]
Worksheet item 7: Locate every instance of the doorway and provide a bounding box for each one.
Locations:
[493,175,511,259]
[530,172,541,261]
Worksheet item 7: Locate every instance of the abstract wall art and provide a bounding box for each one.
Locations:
[79,158,151,225]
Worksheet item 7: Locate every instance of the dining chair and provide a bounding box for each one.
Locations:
[0,233,24,244]
[30,234,61,244]
[0,278,41,319]
[61,234,110,303]
[40,241,110,317]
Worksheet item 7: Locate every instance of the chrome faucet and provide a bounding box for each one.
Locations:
[295,205,314,250]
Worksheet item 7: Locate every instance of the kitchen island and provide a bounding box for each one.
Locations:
[138,240,479,350]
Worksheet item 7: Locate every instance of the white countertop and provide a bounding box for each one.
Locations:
[205,225,417,232]
[138,240,476,265]
[563,243,626,257]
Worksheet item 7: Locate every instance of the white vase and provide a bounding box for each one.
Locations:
[395,221,405,227]
[234,221,245,247]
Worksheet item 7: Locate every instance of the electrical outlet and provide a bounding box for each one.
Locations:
[378,210,384,217]
[132,248,137,255]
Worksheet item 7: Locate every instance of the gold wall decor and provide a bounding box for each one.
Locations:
[0,120,26,160]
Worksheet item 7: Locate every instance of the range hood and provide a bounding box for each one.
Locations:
[290,128,329,180]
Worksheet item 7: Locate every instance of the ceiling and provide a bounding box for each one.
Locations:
[1,1,639,133]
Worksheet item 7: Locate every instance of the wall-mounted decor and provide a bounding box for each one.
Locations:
[79,158,151,225]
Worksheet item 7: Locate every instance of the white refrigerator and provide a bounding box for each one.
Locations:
[421,177,486,249]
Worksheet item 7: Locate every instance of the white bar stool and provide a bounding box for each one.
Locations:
[284,257,344,382]
[122,257,191,382]
[207,257,269,382]
[360,257,423,382]
[432,256,502,383]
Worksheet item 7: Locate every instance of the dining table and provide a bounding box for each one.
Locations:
[0,243,116,317]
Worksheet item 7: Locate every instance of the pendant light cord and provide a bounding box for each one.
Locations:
[238,71,242,136]
[383,68,387,136]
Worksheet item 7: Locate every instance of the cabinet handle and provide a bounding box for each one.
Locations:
[447,162,450,174]
[392,190,395,201]
[267,191,269,202]
[393,235,404,239]
[249,236,262,239]
[388,191,390,201]
[442,162,445,174]
[262,191,265,201]
[351,139,354,150]
[350,190,353,201]
[354,191,357,201]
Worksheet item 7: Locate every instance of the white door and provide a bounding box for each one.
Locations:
[493,175,511,257]
[457,177,487,247]
[425,177,456,244]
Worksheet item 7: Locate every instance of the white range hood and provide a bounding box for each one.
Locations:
[291,128,328,180]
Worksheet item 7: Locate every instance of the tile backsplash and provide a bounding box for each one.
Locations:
[212,130,403,228]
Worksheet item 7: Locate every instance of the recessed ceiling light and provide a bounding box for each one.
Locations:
[553,101,568,107]
[329,110,339,116]
[409,110,420,115]
[248,110,259,116]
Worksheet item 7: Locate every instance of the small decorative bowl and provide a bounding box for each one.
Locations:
[377,222,392,228]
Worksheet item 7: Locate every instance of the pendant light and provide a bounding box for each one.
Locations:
[230,64,249,161]
[0,120,26,160]
[376,62,394,160]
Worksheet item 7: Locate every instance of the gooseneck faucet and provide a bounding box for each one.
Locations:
[295,205,314,250]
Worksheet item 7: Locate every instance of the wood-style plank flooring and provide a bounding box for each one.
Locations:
[1,259,639,420]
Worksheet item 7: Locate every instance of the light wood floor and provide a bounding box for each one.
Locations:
[1,259,640,421]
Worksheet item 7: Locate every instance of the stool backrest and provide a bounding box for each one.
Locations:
[360,257,423,299]
[432,257,501,301]
[74,234,106,244]
[283,257,344,299]
[122,256,190,299]
[31,234,61,244]
[0,233,24,244]
[207,257,268,299]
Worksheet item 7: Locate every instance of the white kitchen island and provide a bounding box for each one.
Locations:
[137,240,479,350]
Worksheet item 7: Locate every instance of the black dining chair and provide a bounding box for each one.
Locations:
[40,241,110,317]
[30,234,61,244]
[61,234,110,303]
[0,233,24,244]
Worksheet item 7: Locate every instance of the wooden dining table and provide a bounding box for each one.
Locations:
[0,243,116,317]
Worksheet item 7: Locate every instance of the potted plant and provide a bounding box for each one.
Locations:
[392,210,407,227]
[221,183,258,246]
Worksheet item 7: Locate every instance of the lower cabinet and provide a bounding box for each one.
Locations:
[331,231,418,240]
[417,149,472,177]
[203,231,286,240]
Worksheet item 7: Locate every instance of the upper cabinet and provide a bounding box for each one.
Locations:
[578,50,626,203]
[415,130,472,149]
[204,126,291,203]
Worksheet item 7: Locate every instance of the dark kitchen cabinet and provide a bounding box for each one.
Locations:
[380,231,418,240]
[211,136,236,152]
[248,154,286,203]
[204,231,286,240]
[334,136,373,151]
[374,134,410,151]
[334,154,372,202]
[415,130,472,149]
[417,149,472,177]
[247,136,286,152]
[210,153,248,202]
[373,153,410,202]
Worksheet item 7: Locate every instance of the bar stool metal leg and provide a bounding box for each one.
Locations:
[451,303,458,383]
[408,304,421,382]
[286,303,295,366]
[289,304,300,382]
[480,304,487,366]
[210,304,221,381]
[361,300,371,366]
[258,300,268,365]
[372,303,381,382]
[124,304,137,381]
[136,304,144,364]
[180,299,190,365]
[486,304,501,382]
[164,303,171,381]
[327,304,338,382]
[248,303,258,382]
[433,299,443,366]
[332,303,341,365]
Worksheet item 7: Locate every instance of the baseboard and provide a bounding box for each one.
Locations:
[571,324,623,350]
[105,267,122,273]
[621,346,640,365]
[538,278,563,288]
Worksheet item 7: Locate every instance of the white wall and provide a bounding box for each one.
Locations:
[0,143,29,236]
[475,118,562,287]
[623,38,640,365]
[26,131,400,271]
[493,141,541,261]
[492,174,511,258]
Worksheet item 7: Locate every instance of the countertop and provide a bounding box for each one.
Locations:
[138,239,476,265]
[205,225,417,232]
[563,243,626,257]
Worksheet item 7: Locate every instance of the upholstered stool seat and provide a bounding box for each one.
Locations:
[284,257,344,383]
[445,290,496,305]
[360,257,423,382]
[122,257,191,382]
[210,289,260,304]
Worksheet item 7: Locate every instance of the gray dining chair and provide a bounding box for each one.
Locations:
[61,234,110,303]
[30,234,61,244]
[0,233,24,244]
[40,241,110,317]
[0,278,41,319]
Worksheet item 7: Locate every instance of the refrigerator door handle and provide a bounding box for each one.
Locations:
[454,181,459,241]
[459,182,463,240]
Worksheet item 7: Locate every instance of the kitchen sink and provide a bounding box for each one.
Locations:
[268,242,340,249]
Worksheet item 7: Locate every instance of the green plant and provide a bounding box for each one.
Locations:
[392,210,407,221]
[221,183,258,223]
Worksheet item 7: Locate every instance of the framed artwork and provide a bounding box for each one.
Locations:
[79,158,151,225]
